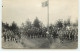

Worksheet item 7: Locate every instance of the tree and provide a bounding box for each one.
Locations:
[56,19,63,28]
[2,22,10,30]
[64,18,71,27]
[10,21,19,32]
[67,18,71,26]
[26,19,32,29]
[33,17,40,28]
[21,19,32,35]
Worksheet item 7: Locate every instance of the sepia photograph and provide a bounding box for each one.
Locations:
[2,0,78,49]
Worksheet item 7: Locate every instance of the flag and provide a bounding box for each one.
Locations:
[42,1,48,7]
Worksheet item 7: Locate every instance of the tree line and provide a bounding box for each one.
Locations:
[2,17,78,43]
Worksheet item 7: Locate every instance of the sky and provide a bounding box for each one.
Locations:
[2,0,78,26]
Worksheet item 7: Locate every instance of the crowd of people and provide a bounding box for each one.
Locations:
[2,18,78,43]
[2,25,78,43]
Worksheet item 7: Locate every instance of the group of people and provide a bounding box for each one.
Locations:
[57,27,78,43]
[23,26,78,41]
[2,26,78,43]
[2,29,21,43]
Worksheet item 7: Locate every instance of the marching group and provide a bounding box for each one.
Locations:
[2,25,78,43]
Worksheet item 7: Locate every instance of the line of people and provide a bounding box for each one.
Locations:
[2,29,21,43]
[2,26,78,43]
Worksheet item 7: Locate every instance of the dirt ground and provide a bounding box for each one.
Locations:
[2,36,78,49]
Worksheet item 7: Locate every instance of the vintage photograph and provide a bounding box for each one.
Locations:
[2,0,78,49]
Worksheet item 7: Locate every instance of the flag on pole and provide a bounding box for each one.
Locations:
[42,1,48,7]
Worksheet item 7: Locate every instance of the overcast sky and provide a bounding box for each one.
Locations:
[2,0,78,26]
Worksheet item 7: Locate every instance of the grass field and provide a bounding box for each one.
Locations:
[2,36,78,49]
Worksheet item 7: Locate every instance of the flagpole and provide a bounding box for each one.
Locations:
[47,0,49,32]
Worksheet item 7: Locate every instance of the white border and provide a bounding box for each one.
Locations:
[0,0,80,52]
